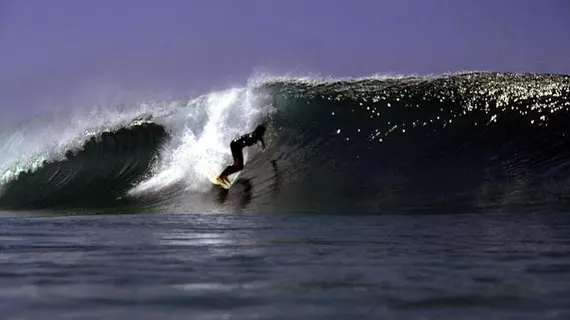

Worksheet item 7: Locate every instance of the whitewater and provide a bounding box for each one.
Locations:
[0,80,276,211]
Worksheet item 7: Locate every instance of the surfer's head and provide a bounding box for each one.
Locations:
[253,124,266,138]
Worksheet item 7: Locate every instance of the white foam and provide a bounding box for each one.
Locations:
[0,79,275,197]
[128,86,275,196]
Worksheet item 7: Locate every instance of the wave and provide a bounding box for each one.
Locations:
[1,72,570,214]
[0,121,167,210]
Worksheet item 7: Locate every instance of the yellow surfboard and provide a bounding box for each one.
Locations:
[210,172,241,190]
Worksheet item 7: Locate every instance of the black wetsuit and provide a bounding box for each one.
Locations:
[220,132,263,177]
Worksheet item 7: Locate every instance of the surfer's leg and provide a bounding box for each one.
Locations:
[232,144,244,171]
[218,164,236,185]
[218,144,244,183]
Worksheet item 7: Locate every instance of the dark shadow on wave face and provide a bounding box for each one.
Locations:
[237,178,253,209]
[213,178,253,210]
[214,186,229,203]
[269,159,281,197]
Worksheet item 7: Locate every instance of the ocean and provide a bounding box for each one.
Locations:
[1,72,570,319]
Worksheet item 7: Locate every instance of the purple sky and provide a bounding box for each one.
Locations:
[1,0,569,122]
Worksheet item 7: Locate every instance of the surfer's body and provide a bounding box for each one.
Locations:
[217,125,266,185]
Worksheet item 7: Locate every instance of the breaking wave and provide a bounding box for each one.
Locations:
[1,72,570,214]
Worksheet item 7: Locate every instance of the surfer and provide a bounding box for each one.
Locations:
[216,124,267,185]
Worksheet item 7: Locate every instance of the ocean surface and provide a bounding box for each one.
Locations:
[1,212,569,319]
[1,72,570,318]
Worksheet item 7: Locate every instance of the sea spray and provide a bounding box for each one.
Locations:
[128,87,276,196]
